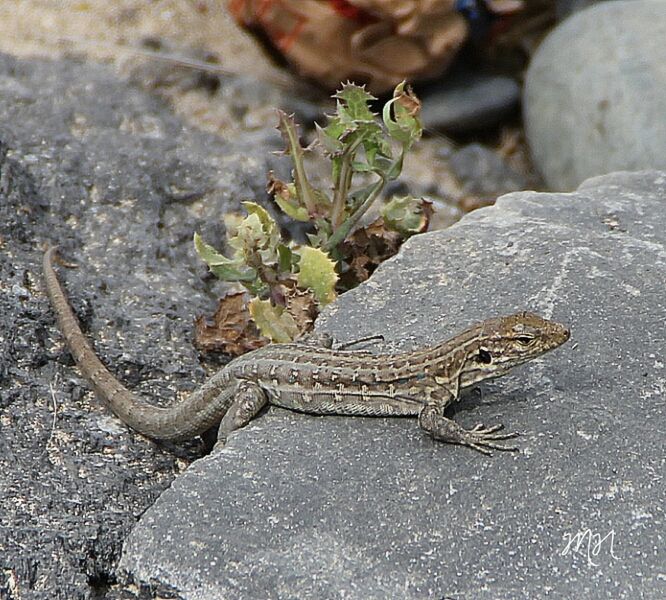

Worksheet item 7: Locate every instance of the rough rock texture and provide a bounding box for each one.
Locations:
[0,52,283,599]
[119,171,666,599]
[524,0,666,190]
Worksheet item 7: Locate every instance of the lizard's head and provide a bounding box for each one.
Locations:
[459,312,570,386]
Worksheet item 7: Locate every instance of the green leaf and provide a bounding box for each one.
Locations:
[228,203,282,267]
[268,175,310,222]
[334,83,377,121]
[193,232,258,282]
[381,195,431,236]
[194,231,226,266]
[249,298,300,343]
[315,122,345,156]
[382,81,423,148]
[277,243,295,274]
[243,202,278,235]
[351,161,374,173]
[296,246,338,305]
[274,195,310,222]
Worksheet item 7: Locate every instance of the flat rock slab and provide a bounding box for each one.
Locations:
[120,171,666,599]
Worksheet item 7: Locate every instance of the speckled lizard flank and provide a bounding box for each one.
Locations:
[43,247,570,454]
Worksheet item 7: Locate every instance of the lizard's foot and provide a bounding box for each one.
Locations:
[213,381,268,451]
[462,423,519,455]
[296,331,335,349]
[418,405,519,456]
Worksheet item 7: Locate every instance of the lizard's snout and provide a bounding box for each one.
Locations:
[553,321,570,345]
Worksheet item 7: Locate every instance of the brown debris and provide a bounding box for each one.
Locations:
[194,291,269,356]
[338,217,402,289]
[458,195,497,213]
[284,286,318,335]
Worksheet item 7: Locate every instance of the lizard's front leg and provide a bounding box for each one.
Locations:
[418,404,519,456]
[214,380,268,449]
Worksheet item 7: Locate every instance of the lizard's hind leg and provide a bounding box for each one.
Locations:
[214,380,268,449]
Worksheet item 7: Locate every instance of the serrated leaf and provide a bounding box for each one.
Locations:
[334,83,377,121]
[337,217,402,289]
[194,292,268,356]
[227,203,282,267]
[283,286,318,333]
[296,246,338,305]
[249,298,301,343]
[315,122,345,156]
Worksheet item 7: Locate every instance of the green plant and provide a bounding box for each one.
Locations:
[195,82,430,349]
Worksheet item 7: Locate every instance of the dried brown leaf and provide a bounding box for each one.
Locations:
[338,217,403,289]
[458,195,497,213]
[194,291,269,356]
[417,199,434,233]
[395,84,421,118]
[284,286,318,335]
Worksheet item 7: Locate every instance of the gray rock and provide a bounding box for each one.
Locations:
[448,143,529,195]
[119,170,666,599]
[0,51,284,599]
[420,71,520,133]
[524,0,666,189]
[556,0,603,19]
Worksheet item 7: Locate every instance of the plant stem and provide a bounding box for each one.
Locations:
[324,171,386,251]
[281,112,316,214]
[330,137,363,228]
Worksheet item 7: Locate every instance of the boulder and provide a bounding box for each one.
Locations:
[524,0,666,189]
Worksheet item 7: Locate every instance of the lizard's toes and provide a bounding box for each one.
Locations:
[471,423,504,435]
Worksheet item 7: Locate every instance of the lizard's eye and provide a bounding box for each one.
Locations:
[516,336,534,346]
[477,348,492,364]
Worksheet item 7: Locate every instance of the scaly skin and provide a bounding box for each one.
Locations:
[43,247,570,453]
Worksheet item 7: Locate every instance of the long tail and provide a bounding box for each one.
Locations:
[43,247,235,441]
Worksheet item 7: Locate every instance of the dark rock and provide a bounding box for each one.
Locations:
[420,70,520,133]
[524,0,666,189]
[119,170,666,599]
[556,0,602,19]
[0,51,283,599]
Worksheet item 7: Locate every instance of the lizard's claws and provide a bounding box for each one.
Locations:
[464,423,520,455]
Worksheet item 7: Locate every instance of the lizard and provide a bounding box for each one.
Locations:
[43,247,570,454]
